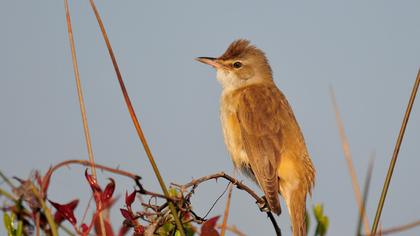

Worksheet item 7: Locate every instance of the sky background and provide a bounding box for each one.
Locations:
[1,1,420,235]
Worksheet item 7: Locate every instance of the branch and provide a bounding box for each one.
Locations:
[174,172,262,204]
[173,172,281,236]
[45,159,181,203]
[42,159,140,194]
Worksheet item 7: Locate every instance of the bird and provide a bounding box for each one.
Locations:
[196,39,315,236]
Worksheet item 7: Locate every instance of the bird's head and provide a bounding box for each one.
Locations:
[196,39,273,91]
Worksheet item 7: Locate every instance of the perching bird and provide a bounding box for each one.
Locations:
[196,39,315,236]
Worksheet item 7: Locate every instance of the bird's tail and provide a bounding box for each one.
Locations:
[285,188,307,236]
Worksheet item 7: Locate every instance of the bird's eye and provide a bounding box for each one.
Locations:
[233,61,242,69]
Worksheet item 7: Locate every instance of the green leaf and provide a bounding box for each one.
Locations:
[175,230,181,236]
[313,204,323,220]
[313,204,329,236]
[168,188,179,198]
[16,220,23,236]
[3,212,13,236]
[184,224,196,236]
[158,222,175,236]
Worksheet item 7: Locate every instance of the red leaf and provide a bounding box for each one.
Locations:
[81,223,89,233]
[125,190,136,208]
[49,199,79,225]
[101,178,115,203]
[120,208,133,221]
[34,171,42,187]
[41,167,53,194]
[201,216,220,236]
[85,169,102,193]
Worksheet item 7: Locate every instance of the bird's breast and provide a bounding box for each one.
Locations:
[220,93,249,168]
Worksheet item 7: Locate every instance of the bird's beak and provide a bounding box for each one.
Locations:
[195,57,222,69]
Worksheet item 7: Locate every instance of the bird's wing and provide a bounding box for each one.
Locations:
[235,83,288,214]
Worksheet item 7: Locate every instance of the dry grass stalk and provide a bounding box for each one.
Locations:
[85,0,186,234]
[63,0,105,234]
[330,87,370,235]
[371,69,420,234]
[220,183,234,236]
[217,224,246,236]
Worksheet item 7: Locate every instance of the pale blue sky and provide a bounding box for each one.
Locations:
[1,1,420,235]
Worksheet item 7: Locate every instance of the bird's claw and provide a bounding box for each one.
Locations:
[257,196,270,212]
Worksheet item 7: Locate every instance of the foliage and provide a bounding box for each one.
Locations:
[313,204,329,236]
[0,166,331,236]
[3,212,23,236]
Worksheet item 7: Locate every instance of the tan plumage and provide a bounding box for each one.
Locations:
[197,39,315,236]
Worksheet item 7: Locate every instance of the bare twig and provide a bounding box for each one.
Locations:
[63,0,105,234]
[173,172,281,236]
[366,219,420,235]
[330,87,370,235]
[46,159,139,186]
[45,159,180,203]
[86,1,185,235]
[203,183,230,219]
[371,69,420,235]
[220,183,234,236]
[175,172,262,203]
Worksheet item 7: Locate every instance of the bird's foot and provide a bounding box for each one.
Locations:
[257,196,270,213]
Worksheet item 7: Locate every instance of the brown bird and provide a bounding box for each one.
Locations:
[196,39,315,236]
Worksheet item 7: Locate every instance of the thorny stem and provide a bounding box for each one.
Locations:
[45,159,179,202]
[173,172,281,236]
[45,159,140,188]
[175,172,262,202]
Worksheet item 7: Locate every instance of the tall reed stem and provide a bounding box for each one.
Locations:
[63,1,106,234]
[371,69,420,235]
[86,1,185,235]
